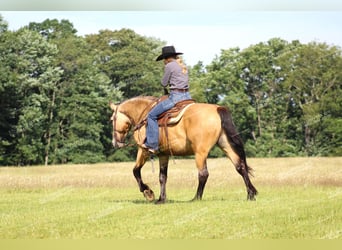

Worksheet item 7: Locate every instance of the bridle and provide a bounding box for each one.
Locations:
[112,103,134,147]
[111,97,160,148]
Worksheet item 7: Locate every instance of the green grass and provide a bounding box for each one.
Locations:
[0,158,341,239]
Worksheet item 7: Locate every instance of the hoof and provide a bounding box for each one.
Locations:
[143,189,155,202]
[155,199,166,205]
[190,195,202,202]
[247,194,256,201]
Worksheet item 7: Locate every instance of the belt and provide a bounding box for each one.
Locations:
[171,88,189,93]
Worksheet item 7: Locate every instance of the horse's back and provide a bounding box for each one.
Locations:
[158,102,223,155]
[184,103,221,126]
[181,103,222,149]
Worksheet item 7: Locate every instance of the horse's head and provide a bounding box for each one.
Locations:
[109,96,157,148]
[109,102,132,148]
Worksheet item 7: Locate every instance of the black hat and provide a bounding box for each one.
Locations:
[156,46,183,61]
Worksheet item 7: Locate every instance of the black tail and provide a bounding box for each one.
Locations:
[217,106,252,174]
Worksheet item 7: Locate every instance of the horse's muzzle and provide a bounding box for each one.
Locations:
[112,139,125,148]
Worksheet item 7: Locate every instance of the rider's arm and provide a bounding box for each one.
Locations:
[161,62,173,87]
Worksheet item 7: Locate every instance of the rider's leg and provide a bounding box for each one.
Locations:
[145,98,174,151]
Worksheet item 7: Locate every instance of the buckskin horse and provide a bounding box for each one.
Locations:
[109,96,257,203]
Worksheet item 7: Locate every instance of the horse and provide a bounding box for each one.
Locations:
[109,96,257,204]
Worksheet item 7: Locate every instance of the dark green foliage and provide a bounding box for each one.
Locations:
[0,15,341,166]
[0,16,167,165]
[204,38,341,157]
[85,29,164,99]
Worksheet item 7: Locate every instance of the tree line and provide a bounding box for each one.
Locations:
[0,16,341,166]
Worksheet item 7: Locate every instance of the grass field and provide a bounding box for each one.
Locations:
[0,157,341,239]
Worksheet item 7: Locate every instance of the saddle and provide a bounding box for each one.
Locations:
[157,98,195,126]
[134,96,195,156]
[157,98,195,156]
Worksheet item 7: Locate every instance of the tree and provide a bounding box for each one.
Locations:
[238,38,298,156]
[1,13,341,165]
[0,14,8,33]
[28,18,77,40]
[0,19,18,165]
[203,39,307,157]
[279,42,342,155]
[8,28,63,165]
[205,47,256,144]
[56,66,113,163]
[27,19,122,164]
[188,61,207,103]
[86,29,165,99]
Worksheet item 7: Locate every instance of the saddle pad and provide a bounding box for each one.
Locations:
[168,103,194,124]
[159,103,195,126]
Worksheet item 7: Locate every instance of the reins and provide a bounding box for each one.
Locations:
[112,103,136,148]
[112,97,177,161]
[113,97,158,148]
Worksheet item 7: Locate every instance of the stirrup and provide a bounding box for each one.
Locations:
[141,144,157,154]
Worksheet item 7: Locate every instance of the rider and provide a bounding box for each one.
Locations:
[142,45,191,154]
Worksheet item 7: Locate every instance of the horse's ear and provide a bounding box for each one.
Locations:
[109,101,117,111]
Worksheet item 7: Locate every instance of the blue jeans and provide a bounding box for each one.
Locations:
[145,91,192,150]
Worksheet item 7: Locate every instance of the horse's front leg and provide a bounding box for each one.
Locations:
[156,155,169,204]
[133,148,155,202]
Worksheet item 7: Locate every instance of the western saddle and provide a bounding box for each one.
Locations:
[134,96,195,154]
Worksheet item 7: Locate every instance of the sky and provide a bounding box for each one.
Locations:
[1,11,342,65]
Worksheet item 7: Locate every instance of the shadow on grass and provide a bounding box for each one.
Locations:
[109,196,241,205]
[108,199,194,205]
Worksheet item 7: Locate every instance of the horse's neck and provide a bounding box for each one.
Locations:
[120,97,156,125]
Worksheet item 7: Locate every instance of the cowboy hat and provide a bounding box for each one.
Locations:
[156,46,183,61]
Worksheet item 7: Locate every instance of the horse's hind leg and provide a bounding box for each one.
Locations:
[218,136,257,200]
[235,159,258,200]
[193,153,209,201]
